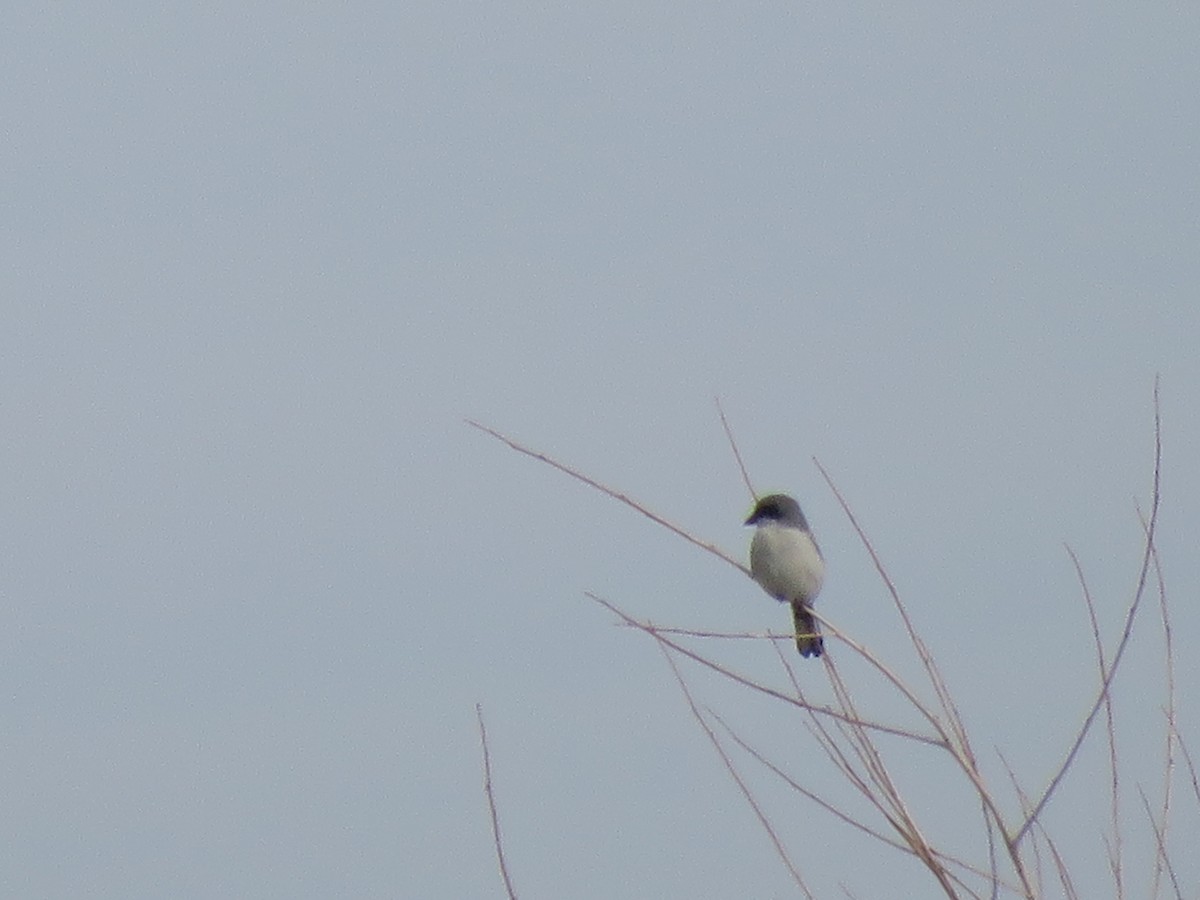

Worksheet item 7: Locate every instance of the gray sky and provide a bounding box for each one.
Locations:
[3,3,1198,897]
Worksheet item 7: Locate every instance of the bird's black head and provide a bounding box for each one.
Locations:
[744,493,808,529]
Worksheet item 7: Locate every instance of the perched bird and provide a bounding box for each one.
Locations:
[745,493,826,658]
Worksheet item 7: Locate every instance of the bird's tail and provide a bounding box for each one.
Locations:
[791,602,823,658]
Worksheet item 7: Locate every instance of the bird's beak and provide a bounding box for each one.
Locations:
[743,512,757,526]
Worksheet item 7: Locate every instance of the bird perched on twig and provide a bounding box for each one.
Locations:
[745,493,826,658]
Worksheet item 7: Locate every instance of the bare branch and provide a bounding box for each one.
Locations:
[466,419,751,577]
[617,624,792,641]
[660,646,814,897]
[715,396,757,502]
[1175,729,1200,809]
[998,752,1044,899]
[1039,822,1081,900]
[1139,501,1175,900]
[472,381,1173,899]
[708,707,915,860]
[784,640,985,897]
[808,610,950,741]
[983,798,1000,900]
[812,457,969,750]
[821,653,963,899]
[808,608,1024,887]
[1016,376,1163,844]
[806,472,1032,897]
[588,592,943,747]
[810,457,1017,893]
[476,705,519,900]
[1139,787,1184,900]
[1065,542,1122,900]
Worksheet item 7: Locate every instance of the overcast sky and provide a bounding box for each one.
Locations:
[3,3,1199,898]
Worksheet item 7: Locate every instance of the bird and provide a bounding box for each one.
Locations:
[745,493,826,658]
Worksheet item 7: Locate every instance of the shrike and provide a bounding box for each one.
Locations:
[745,493,826,658]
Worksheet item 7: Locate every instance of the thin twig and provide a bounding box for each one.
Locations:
[1175,729,1200,809]
[1038,820,1080,900]
[660,646,814,897]
[823,654,907,826]
[1015,376,1162,844]
[807,706,910,848]
[607,591,989,893]
[807,608,1022,888]
[795,704,962,896]
[809,470,1036,893]
[708,707,915,860]
[810,458,1014,886]
[822,653,962,900]
[588,592,943,746]
[476,705,519,900]
[808,609,950,741]
[617,624,792,641]
[776,644,983,890]
[812,457,969,747]
[998,752,1043,899]
[1138,787,1184,900]
[983,798,1000,900]
[715,396,757,501]
[466,419,751,577]
[1065,542,1122,900]
[1139,502,1175,900]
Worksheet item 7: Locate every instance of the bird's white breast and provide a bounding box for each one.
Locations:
[750,522,825,604]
